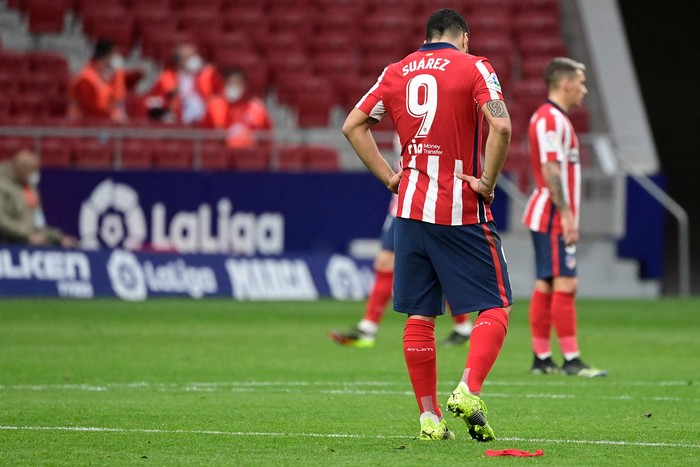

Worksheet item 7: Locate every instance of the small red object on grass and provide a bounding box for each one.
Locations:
[485,449,544,457]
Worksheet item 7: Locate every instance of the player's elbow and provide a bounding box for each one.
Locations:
[489,118,512,141]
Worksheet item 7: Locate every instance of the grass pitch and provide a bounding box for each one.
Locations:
[1,297,699,465]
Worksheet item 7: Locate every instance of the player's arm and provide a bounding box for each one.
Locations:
[542,161,578,245]
[342,107,401,193]
[456,99,511,204]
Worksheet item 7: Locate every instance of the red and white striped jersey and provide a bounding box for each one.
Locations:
[356,42,506,226]
[522,100,581,234]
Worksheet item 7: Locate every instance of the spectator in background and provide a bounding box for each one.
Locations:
[0,150,79,248]
[201,68,273,148]
[145,41,223,125]
[68,39,129,124]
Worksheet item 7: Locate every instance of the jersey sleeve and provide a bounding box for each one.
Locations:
[471,58,505,108]
[534,112,565,163]
[355,67,388,121]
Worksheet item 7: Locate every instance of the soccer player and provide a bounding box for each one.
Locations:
[342,9,512,441]
[328,195,473,348]
[522,57,607,378]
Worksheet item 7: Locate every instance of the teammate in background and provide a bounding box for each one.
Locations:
[342,9,512,441]
[328,194,473,348]
[201,68,274,148]
[522,57,607,377]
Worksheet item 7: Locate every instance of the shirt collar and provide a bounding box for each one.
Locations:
[546,99,567,114]
[418,42,458,52]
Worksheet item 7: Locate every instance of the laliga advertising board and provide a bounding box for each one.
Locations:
[2,170,507,300]
[0,170,393,300]
[39,170,393,255]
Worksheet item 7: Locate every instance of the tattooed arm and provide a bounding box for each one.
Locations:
[457,99,511,204]
[542,161,579,245]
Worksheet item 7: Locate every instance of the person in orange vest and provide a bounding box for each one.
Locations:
[68,39,128,124]
[145,42,223,125]
[201,68,273,147]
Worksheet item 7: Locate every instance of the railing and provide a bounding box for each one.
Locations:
[589,133,691,297]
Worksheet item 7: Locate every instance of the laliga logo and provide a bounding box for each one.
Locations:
[79,179,147,250]
[79,179,283,255]
[107,249,147,301]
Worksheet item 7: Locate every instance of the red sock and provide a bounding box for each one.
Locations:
[552,291,579,356]
[463,308,509,394]
[363,270,393,324]
[529,289,553,356]
[403,319,441,418]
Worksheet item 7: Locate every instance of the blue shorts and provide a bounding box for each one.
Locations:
[379,215,395,251]
[393,218,512,316]
[531,230,577,279]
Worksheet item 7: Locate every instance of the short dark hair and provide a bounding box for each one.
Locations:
[223,67,246,81]
[545,57,586,89]
[92,39,115,61]
[425,8,469,42]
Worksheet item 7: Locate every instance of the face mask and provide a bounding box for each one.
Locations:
[224,85,244,102]
[184,55,203,73]
[28,171,40,187]
[109,54,124,71]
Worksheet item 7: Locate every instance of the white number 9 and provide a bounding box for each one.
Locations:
[406,74,438,138]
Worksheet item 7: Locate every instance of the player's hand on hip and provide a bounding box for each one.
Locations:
[386,171,402,194]
[457,173,495,205]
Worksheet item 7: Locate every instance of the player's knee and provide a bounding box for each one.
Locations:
[553,277,577,294]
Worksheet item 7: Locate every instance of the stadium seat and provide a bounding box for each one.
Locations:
[276,146,305,172]
[310,30,356,55]
[303,146,341,171]
[513,11,561,41]
[469,7,512,35]
[81,8,136,53]
[73,139,114,169]
[25,0,69,34]
[199,141,230,170]
[520,54,552,79]
[510,77,547,117]
[569,105,591,134]
[0,137,34,161]
[119,139,155,169]
[295,86,337,128]
[313,51,360,83]
[268,6,313,39]
[176,7,224,37]
[315,5,364,34]
[38,138,72,168]
[141,30,193,66]
[229,145,271,171]
[222,8,269,42]
[153,140,194,170]
[519,33,568,60]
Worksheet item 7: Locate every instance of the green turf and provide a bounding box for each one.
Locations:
[1,298,699,465]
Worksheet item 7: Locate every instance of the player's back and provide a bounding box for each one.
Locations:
[376,43,504,225]
[380,45,484,160]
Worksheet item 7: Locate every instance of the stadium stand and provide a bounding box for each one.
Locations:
[0,0,589,182]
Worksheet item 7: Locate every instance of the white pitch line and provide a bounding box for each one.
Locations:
[1,425,699,449]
